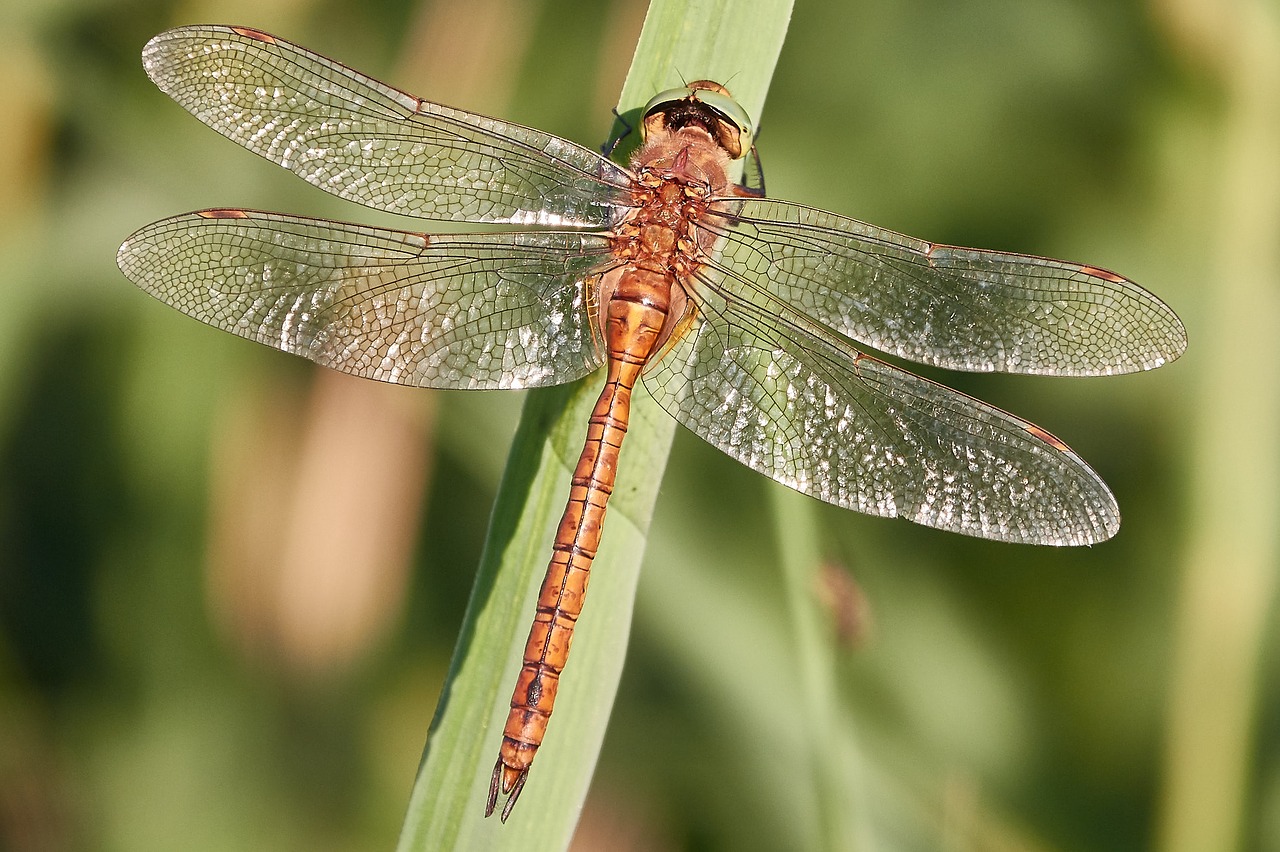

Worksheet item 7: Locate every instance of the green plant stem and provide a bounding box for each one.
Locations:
[1158,2,1280,850]
[771,487,863,851]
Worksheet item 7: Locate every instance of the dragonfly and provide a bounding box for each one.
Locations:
[117,25,1187,822]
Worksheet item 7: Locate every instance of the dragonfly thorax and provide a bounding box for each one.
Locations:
[597,151,725,361]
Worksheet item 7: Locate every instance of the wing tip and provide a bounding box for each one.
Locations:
[143,25,274,90]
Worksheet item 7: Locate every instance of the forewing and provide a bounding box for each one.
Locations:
[117,210,610,389]
[707,198,1186,376]
[643,277,1119,545]
[142,25,633,227]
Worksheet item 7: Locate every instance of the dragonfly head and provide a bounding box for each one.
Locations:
[641,81,754,160]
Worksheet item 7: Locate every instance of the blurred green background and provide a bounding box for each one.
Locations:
[1,0,1275,849]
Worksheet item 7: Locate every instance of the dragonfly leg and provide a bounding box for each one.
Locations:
[601,107,636,158]
[739,141,766,197]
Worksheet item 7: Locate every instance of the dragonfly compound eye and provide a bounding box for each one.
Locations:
[640,83,754,160]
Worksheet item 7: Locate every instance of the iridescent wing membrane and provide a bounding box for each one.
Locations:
[639,200,1185,544]
[119,211,612,389]
[117,25,1187,545]
[139,26,633,226]
[119,25,633,389]
[706,199,1185,376]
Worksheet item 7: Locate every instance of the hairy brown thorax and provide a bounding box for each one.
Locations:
[595,124,734,357]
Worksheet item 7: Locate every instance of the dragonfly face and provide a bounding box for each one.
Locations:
[116,25,1187,822]
[640,80,755,159]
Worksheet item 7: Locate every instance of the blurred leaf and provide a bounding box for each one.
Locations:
[771,487,867,850]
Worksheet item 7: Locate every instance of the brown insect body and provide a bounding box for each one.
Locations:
[486,94,739,821]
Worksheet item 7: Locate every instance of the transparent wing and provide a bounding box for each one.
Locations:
[643,272,1119,545]
[142,25,633,227]
[117,210,611,389]
[706,198,1187,376]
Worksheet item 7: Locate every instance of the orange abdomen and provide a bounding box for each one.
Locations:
[486,270,672,821]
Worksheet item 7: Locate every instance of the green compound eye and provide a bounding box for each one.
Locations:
[640,84,754,160]
[642,87,694,119]
[688,88,753,152]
